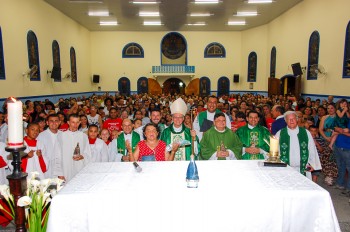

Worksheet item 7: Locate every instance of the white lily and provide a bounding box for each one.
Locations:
[0,185,10,201]
[50,189,57,198]
[30,171,39,180]
[40,179,51,193]
[30,179,40,192]
[17,196,32,207]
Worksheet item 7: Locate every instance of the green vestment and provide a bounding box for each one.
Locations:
[160,124,200,161]
[200,127,243,160]
[116,131,140,155]
[236,124,271,160]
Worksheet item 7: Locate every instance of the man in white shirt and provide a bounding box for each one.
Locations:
[58,114,91,182]
[193,95,231,141]
[37,114,64,179]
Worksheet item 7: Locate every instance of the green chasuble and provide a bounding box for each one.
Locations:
[200,127,243,160]
[116,131,140,155]
[236,125,270,160]
[160,124,200,161]
[279,127,309,175]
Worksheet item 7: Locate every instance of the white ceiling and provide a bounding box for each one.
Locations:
[44,0,303,31]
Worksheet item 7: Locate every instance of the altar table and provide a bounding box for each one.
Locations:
[47,160,340,232]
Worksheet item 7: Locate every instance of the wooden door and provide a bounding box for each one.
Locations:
[268,77,281,97]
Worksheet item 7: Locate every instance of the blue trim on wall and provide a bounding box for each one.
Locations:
[343,20,350,78]
[0,27,5,80]
[307,31,320,80]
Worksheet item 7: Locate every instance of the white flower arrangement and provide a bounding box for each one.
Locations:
[0,172,64,231]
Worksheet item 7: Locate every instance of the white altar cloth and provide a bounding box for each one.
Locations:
[47,160,340,232]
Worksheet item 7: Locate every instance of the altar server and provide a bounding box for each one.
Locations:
[88,124,109,162]
[58,114,91,182]
[37,114,64,179]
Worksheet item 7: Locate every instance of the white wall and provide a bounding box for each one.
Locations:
[0,0,349,99]
[0,0,91,99]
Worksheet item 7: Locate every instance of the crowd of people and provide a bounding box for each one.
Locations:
[0,92,349,198]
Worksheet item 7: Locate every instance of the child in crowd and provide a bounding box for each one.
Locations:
[133,118,142,129]
[231,111,247,132]
[111,130,119,140]
[329,99,350,149]
[79,115,89,134]
[100,128,111,145]
[35,117,47,132]
[22,123,47,179]
[88,125,109,162]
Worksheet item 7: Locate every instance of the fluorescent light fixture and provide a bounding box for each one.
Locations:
[236,11,258,16]
[186,22,206,26]
[228,20,246,25]
[143,21,162,25]
[69,0,103,3]
[99,21,118,26]
[246,0,274,3]
[189,13,212,17]
[131,1,160,4]
[139,11,160,16]
[88,11,110,16]
[194,0,220,4]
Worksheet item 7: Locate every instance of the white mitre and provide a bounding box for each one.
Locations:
[170,98,187,116]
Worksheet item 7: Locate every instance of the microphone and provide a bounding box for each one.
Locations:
[133,162,142,173]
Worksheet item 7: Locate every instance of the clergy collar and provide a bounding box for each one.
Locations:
[173,124,183,132]
[276,115,284,120]
[287,126,299,134]
[248,124,256,129]
[214,127,226,133]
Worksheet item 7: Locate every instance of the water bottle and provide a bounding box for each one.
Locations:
[186,155,199,188]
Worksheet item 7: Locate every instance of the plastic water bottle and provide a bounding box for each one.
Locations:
[186,155,199,188]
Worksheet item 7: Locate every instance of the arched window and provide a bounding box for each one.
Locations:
[122,42,144,58]
[343,21,350,78]
[247,52,257,82]
[307,31,320,80]
[217,76,229,97]
[52,40,61,82]
[199,77,211,96]
[137,77,148,94]
[27,30,41,81]
[0,27,5,80]
[70,47,77,82]
[118,77,131,96]
[270,47,276,78]
[161,32,187,65]
[204,42,226,58]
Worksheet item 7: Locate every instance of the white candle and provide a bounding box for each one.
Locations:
[7,97,24,148]
[270,136,279,153]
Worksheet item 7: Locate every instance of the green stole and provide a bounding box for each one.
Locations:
[198,109,221,128]
[158,123,166,135]
[116,131,140,155]
[279,127,309,175]
[161,124,199,160]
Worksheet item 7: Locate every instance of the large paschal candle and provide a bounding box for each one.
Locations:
[7,97,24,148]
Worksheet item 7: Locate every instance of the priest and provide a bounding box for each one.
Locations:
[160,97,199,161]
[109,118,140,162]
[236,110,270,160]
[200,112,242,160]
[275,111,321,180]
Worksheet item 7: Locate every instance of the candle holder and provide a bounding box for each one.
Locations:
[6,146,28,232]
[264,151,287,167]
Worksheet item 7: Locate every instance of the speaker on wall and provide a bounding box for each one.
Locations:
[92,74,100,83]
[291,63,303,76]
[233,74,239,83]
[51,66,61,81]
